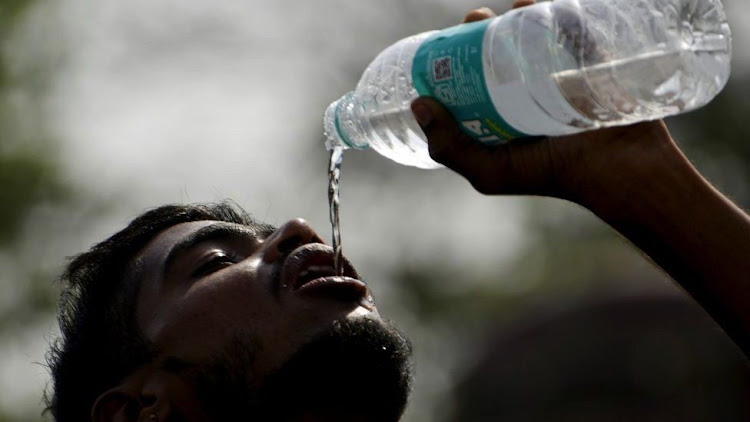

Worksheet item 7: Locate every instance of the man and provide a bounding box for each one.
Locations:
[48,204,413,422]
[47,2,750,421]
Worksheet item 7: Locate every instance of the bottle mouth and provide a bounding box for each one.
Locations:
[324,99,346,150]
[323,92,368,151]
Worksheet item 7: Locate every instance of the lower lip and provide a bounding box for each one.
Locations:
[296,277,374,309]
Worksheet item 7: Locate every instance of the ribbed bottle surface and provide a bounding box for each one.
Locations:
[324,31,441,169]
[324,0,731,169]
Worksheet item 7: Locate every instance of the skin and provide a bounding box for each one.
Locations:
[412,0,750,356]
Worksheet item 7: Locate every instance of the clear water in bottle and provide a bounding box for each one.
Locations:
[324,0,731,169]
[324,31,440,169]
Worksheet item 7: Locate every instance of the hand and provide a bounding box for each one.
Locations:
[410,1,676,208]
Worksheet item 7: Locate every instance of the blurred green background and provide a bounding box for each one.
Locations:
[1,0,748,420]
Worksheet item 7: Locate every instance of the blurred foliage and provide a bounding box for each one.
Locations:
[0,151,67,246]
[0,268,58,333]
[1,0,69,247]
[0,0,35,23]
[0,1,72,420]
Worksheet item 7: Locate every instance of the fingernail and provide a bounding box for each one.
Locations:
[412,102,432,128]
[479,7,496,16]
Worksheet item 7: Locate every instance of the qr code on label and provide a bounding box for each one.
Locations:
[433,56,453,81]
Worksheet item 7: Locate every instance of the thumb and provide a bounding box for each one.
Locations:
[411,97,497,180]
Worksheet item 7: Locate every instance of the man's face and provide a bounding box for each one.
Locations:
[130,218,412,420]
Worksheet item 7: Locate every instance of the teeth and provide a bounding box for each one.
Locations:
[295,265,336,289]
[299,266,335,279]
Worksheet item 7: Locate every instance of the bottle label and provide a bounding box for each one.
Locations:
[412,19,529,144]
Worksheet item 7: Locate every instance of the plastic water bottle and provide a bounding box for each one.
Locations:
[323,0,731,169]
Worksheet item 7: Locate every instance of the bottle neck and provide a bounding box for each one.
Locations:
[324,92,370,151]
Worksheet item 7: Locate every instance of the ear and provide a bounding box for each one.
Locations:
[92,367,201,422]
[91,366,161,422]
[91,389,141,422]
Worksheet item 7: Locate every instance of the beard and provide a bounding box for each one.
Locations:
[194,316,413,422]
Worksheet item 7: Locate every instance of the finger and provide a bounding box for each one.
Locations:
[411,97,504,191]
[461,7,496,23]
[511,0,536,9]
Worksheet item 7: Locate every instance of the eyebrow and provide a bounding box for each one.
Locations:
[162,223,262,277]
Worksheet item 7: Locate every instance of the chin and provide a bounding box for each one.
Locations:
[201,316,413,422]
[266,316,413,421]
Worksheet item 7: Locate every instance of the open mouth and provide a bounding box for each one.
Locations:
[294,265,339,290]
[280,243,370,305]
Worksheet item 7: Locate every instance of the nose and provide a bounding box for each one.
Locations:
[261,218,325,262]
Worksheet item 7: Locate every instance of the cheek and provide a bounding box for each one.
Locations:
[149,267,283,359]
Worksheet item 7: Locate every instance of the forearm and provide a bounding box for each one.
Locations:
[578,136,750,354]
[415,94,750,352]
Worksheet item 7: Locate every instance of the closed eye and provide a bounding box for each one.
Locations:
[192,251,241,278]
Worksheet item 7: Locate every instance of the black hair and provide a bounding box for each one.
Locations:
[45,202,273,421]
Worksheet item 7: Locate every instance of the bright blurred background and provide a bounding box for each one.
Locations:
[1,0,749,420]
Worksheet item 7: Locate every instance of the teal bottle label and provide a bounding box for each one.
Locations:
[412,19,529,144]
